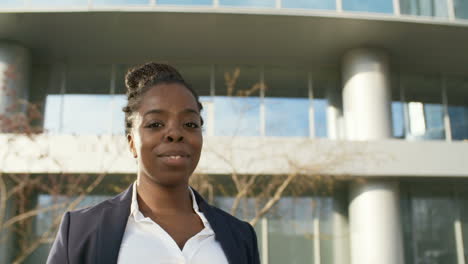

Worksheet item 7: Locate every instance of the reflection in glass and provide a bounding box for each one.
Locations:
[343,0,394,13]
[62,95,113,135]
[28,0,87,6]
[158,0,212,5]
[392,101,405,138]
[403,74,445,140]
[401,185,457,264]
[446,77,468,140]
[282,0,335,10]
[214,96,260,136]
[454,0,468,19]
[93,0,149,5]
[43,95,63,134]
[264,66,309,137]
[219,0,275,8]
[314,99,328,138]
[0,0,23,7]
[400,0,448,18]
[265,98,309,137]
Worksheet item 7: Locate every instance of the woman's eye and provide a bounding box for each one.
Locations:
[146,122,163,128]
[185,122,200,129]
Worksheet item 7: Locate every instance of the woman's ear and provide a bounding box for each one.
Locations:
[127,133,137,158]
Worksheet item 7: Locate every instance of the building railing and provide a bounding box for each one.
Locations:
[1,0,468,22]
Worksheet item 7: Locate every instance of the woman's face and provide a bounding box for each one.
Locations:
[127,83,203,187]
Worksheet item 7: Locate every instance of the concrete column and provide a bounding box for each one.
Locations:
[0,42,31,132]
[326,86,344,140]
[342,49,392,141]
[0,42,30,263]
[342,49,404,264]
[349,181,404,264]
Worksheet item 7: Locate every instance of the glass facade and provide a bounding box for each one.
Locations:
[400,0,449,18]
[282,0,335,10]
[455,0,468,19]
[343,0,394,13]
[219,0,275,8]
[93,0,149,5]
[400,182,468,264]
[264,66,310,137]
[446,77,468,140]
[403,74,445,140]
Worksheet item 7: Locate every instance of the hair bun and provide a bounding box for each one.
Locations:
[125,62,183,92]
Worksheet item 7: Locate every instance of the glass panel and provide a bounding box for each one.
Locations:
[213,96,261,136]
[446,77,468,140]
[158,0,213,5]
[173,64,211,96]
[403,74,445,140]
[343,0,394,13]
[219,0,275,8]
[454,0,468,19]
[457,184,468,262]
[392,101,405,138]
[401,184,457,264]
[61,65,112,135]
[400,0,449,18]
[93,0,149,5]
[28,0,88,7]
[264,66,309,137]
[0,0,24,7]
[313,77,335,138]
[282,0,335,10]
[214,65,261,136]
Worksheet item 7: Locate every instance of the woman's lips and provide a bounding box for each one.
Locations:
[157,154,190,166]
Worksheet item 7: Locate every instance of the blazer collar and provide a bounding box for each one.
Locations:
[96,184,244,264]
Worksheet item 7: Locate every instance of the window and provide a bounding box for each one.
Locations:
[157,0,212,5]
[343,0,394,13]
[400,0,449,18]
[214,65,261,136]
[454,0,468,19]
[402,74,445,140]
[219,0,275,8]
[264,66,310,137]
[446,77,468,140]
[282,0,335,10]
[28,0,88,7]
[400,183,460,264]
[93,0,149,5]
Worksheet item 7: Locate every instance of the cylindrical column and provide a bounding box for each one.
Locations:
[327,86,344,140]
[349,181,404,264]
[342,49,404,264]
[342,49,392,140]
[0,42,31,132]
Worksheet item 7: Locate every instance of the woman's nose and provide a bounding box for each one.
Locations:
[165,125,184,142]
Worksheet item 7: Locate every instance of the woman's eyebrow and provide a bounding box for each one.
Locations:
[143,108,199,117]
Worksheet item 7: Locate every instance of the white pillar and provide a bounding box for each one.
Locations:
[326,86,344,140]
[0,42,31,132]
[342,49,392,141]
[342,49,404,264]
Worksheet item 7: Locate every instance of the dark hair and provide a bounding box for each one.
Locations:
[122,62,203,134]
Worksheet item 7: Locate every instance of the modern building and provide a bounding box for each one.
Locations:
[1,1,468,264]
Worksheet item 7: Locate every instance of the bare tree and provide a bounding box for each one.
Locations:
[0,64,108,264]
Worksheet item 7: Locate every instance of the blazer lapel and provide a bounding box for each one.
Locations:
[193,190,245,264]
[96,184,133,264]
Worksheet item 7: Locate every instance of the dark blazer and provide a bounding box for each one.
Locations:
[47,184,260,264]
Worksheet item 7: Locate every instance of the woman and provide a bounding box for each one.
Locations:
[47,63,260,264]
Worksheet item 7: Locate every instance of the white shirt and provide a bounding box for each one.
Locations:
[117,183,229,264]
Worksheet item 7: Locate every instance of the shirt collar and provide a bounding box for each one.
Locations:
[130,182,210,227]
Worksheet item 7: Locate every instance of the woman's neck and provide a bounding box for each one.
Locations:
[136,175,193,216]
